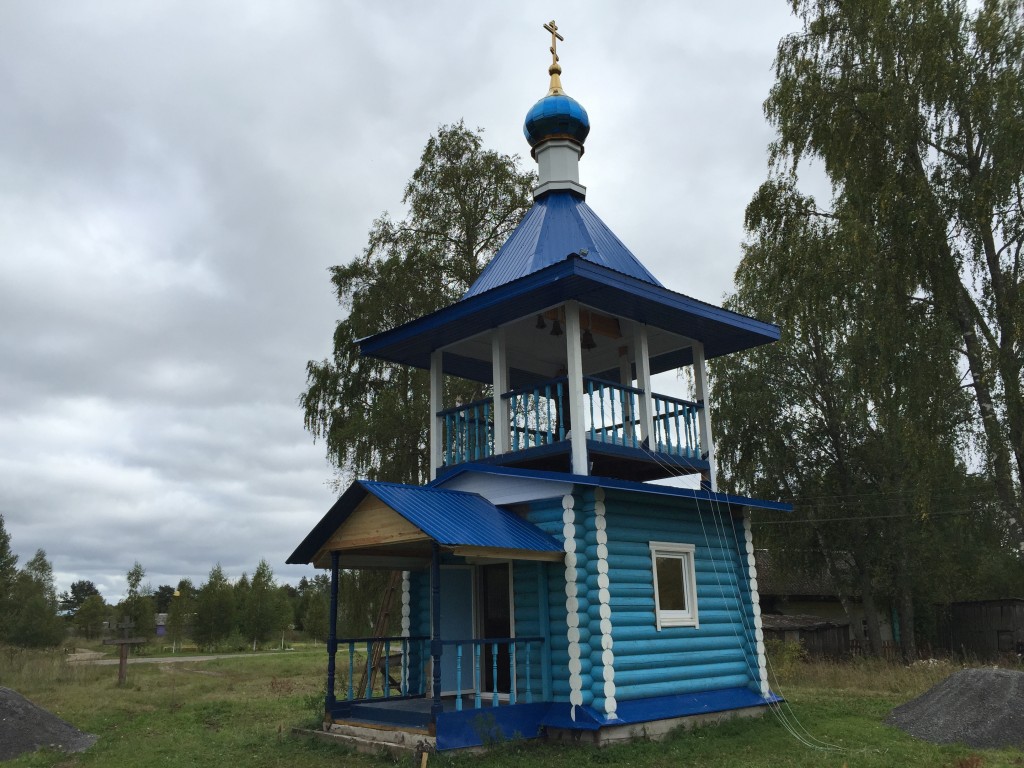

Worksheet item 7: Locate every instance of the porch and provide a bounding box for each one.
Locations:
[325,633,552,750]
[438,375,710,481]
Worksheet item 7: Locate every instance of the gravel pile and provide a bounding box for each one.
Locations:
[0,687,97,761]
[886,667,1024,749]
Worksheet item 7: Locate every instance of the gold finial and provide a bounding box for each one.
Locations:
[543,20,565,96]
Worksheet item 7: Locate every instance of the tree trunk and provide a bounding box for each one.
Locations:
[858,564,885,657]
[895,550,918,663]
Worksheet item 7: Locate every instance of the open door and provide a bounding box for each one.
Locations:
[479,563,512,695]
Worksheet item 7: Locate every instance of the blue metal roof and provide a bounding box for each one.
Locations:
[465,191,662,298]
[287,480,563,565]
[360,255,779,381]
[431,464,793,513]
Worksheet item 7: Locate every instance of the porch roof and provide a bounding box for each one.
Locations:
[286,480,564,566]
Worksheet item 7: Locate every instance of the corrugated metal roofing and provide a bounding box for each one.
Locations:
[464,191,662,298]
[286,480,563,565]
[365,482,562,550]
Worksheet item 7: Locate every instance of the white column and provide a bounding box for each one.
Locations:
[429,349,443,480]
[491,328,509,455]
[692,341,717,491]
[564,301,588,476]
[633,325,654,447]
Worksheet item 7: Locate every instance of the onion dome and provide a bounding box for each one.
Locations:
[524,20,590,151]
[524,94,590,148]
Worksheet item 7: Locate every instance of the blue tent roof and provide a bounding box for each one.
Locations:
[287,481,563,565]
[465,190,662,298]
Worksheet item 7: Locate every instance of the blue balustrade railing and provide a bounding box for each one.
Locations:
[651,393,702,458]
[337,635,429,702]
[442,636,544,712]
[439,377,704,467]
[503,378,568,451]
[438,398,493,467]
[583,376,643,448]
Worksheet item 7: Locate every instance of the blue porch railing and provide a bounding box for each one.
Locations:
[338,635,429,701]
[443,636,544,711]
[439,399,494,466]
[651,392,702,459]
[438,377,703,466]
[505,377,569,451]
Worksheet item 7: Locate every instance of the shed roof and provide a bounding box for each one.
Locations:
[287,480,563,566]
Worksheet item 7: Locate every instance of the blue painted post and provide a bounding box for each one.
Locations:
[525,643,533,703]
[556,381,565,441]
[491,642,499,707]
[365,641,372,698]
[483,402,491,457]
[673,404,682,455]
[474,644,481,709]
[325,551,339,714]
[456,644,463,711]
[430,543,442,719]
[509,643,517,705]
[444,413,452,466]
[347,643,354,700]
[383,639,391,698]
[510,394,519,450]
[629,390,638,447]
[537,563,552,702]
[536,391,544,444]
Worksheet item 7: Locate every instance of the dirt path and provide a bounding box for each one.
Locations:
[71,652,266,666]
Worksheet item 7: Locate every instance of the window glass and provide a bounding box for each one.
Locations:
[655,556,687,612]
[649,541,698,630]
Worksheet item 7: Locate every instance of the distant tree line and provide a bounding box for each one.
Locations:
[0,513,390,651]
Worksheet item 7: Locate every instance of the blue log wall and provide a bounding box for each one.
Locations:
[600,488,758,702]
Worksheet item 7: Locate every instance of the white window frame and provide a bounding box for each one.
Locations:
[649,541,699,630]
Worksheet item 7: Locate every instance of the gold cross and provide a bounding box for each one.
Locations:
[543,20,563,68]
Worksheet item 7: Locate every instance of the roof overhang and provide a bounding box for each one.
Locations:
[358,255,779,383]
[287,480,565,568]
[432,463,793,513]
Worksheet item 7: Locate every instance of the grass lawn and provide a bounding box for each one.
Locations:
[1,647,1021,768]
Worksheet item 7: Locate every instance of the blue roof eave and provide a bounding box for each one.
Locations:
[358,255,779,378]
[286,480,564,565]
[431,464,794,513]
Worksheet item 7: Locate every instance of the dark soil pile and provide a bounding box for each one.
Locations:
[0,687,97,761]
[886,667,1024,749]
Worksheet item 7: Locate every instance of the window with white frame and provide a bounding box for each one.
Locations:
[649,542,699,630]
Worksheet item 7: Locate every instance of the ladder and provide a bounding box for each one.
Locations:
[355,570,403,697]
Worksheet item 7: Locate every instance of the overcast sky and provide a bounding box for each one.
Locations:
[0,2,806,602]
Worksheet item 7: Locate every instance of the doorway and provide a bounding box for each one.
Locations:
[478,563,512,694]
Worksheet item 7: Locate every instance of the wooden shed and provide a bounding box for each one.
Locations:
[937,599,1024,660]
[761,613,850,660]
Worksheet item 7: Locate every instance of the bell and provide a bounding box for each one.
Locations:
[550,319,563,336]
[535,314,546,330]
[581,328,596,350]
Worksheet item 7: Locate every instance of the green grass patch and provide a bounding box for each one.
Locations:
[1,647,1021,767]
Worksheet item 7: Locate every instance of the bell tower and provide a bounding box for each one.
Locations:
[357,21,781,487]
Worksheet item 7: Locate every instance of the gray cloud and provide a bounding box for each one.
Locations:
[0,1,800,601]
